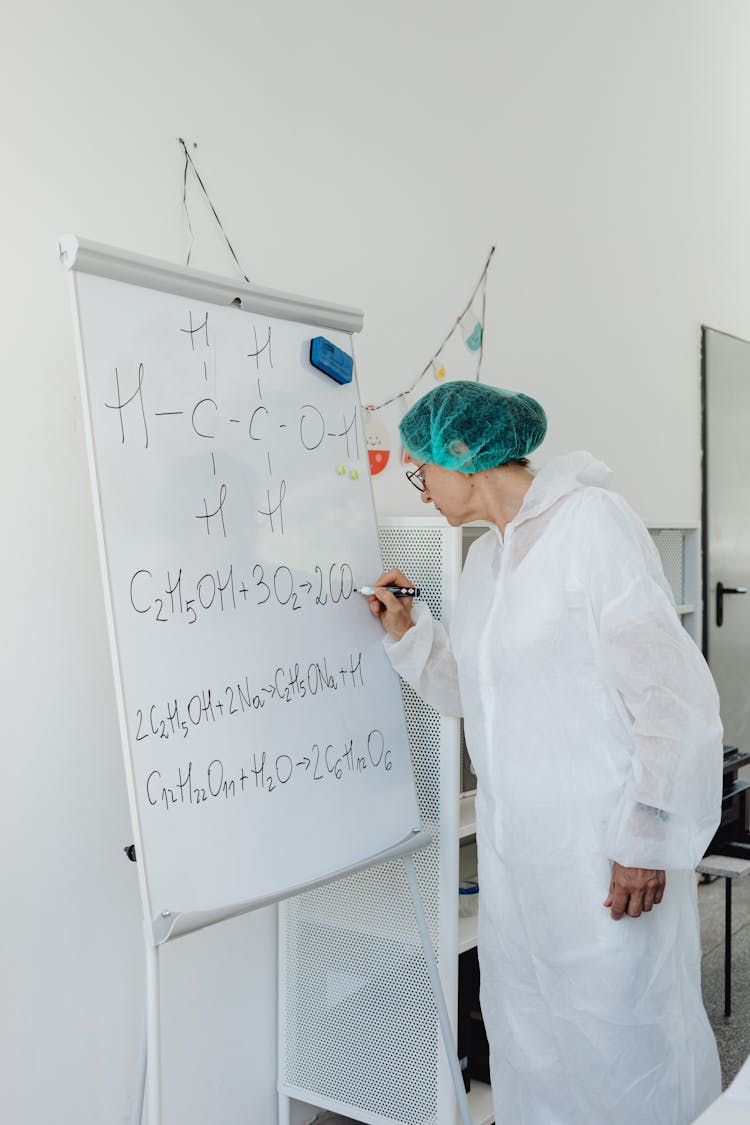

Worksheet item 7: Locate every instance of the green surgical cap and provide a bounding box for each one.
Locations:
[399,380,547,473]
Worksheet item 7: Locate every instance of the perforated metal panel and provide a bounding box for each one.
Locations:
[280,522,458,1125]
[648,528,685,604]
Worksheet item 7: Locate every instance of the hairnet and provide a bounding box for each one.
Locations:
[399,380,547,472]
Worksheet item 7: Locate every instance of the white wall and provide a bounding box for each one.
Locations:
[3,2,750,1123]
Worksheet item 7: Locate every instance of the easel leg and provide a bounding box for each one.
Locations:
[132,1006,147,1125]
[146,943,162,1125]
[277,1092,291,1125]
[402,855,473,1125]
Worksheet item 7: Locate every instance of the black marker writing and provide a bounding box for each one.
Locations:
[299,404,325,451]
[248,325,272,368]
[249,404,268,441]
[258,480,286,534]
[128,559,354,624]
[106,364,148,448]
[197,483,228,537]
[181,310,210,350]
[192,397,217,439]
[134,649,366,748]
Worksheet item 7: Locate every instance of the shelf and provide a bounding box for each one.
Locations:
[675,604,695,615]
[458,911,478,953]
[459,791,477,838]
[698,853,750,879]
[467,1079,494,1124]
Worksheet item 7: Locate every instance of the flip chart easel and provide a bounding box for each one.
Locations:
[59,236,471,1125]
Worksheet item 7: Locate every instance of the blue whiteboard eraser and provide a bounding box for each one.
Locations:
[310,337,353,385]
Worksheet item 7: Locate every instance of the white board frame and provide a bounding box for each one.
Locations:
[60,234,426,940]
[58,235,364,333]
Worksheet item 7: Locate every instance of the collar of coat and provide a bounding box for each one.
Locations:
[510,450,614,530]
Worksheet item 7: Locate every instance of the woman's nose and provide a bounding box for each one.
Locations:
[420,488,432,504]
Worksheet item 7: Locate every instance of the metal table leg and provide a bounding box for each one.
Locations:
[724,876,733,1018]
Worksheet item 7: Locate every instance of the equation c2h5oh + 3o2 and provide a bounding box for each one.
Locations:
[129,559,356,624]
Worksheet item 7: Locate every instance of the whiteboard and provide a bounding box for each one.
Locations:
[62,238,419,933]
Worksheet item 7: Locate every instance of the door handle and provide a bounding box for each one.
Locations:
[716,581,748,627]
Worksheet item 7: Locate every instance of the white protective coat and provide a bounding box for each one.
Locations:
[384,452,722,1125]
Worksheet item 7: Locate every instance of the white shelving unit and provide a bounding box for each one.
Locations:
[458,792,477,840]
[464,1082,494,1125]
[278,518,702,1125]
[457,914,478,957]
[648,525,702,644]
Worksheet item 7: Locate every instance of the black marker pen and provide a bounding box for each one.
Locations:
[355,585,421,598]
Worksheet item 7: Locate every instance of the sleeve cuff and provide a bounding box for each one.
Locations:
[383,602,434,677]
[606,800,719,870]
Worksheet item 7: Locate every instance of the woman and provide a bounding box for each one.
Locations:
[369,380,722,1125]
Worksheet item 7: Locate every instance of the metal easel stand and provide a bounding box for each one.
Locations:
[145,942,162,1125]
[402,853,473,1125]
[131,1006,147,1125]
[133,936,162,1125]
[134,830,471,1125]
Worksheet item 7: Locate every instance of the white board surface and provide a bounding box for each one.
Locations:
[65,244,419,929]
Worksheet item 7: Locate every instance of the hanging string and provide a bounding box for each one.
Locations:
[181,145,196,269]
[367,245,495,412]
[476,266,488,383]
[176,139,493,416]
[178,138,251,283]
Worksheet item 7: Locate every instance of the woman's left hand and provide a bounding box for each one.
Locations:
[604,862,666,919]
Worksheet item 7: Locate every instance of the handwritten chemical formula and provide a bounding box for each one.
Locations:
[146,726,393,815]
[105,309,362,541]
[128,558,356,624]
[135,648,365,744]
[72,264,417,917]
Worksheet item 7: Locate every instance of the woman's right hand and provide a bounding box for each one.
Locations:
[367,568,416,641]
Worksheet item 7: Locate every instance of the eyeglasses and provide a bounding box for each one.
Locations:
[405,462,427,492]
